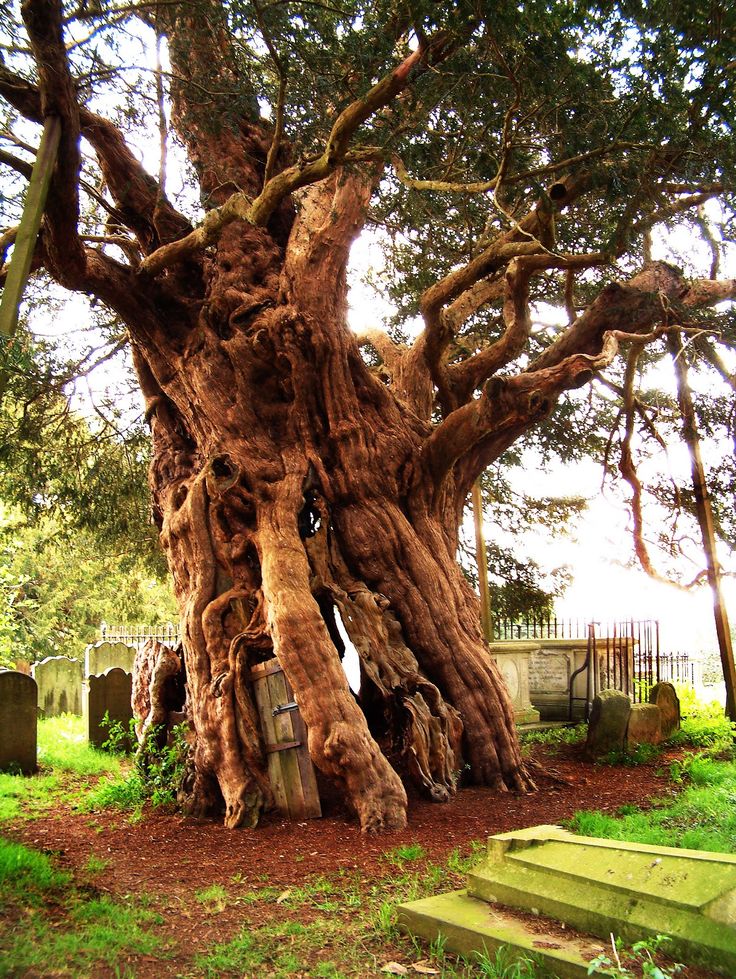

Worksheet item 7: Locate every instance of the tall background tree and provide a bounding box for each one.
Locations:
[1,0,734,831]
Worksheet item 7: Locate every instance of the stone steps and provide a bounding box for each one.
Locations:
[397,889,612,978]
[398,825,736,976]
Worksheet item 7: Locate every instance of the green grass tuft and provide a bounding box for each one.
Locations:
[0,837,166,976]
[0,837,70,903]
[37,714,121,776]
[569,754,736,852]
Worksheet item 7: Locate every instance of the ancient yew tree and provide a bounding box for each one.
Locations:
[2,0,735,829]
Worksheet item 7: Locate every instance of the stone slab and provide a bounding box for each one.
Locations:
[32,655,83,717]
[468,825,736,975]
[0,670,38,773]
[85,641,136,678]
[626,702,662,746]
[586,689,631,757]
[397,889,612,978]
[649,682,680,738]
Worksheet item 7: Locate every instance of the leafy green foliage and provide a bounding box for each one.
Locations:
[0,506,176,667]
[587,934,684,979]
[86,720,190,818]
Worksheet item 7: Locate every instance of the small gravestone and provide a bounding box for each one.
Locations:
[85,640,136,678]
[32,656,83,717]
[649,681,680,738]
[84,668,133,748]
[626,702,662,746]
[586,688,631,757]
[0,670,38,773]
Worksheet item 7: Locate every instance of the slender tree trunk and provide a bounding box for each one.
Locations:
[668,331,736,720]
[472,479,494,643]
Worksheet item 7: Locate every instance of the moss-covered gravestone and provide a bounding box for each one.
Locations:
[626,702,662,746]
[649,681,680,738]
[399,825,736,977]
[0,670,37,773]
[585,688,631,757]
[32,655,84,717]
[85,641,136,677]
[84,668,133,748]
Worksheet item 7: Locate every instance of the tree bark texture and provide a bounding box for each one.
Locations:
[130,186,529,830]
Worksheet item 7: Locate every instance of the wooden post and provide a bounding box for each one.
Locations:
[668,330,736,721]
[0,117,61,398]
[472,478,493,643]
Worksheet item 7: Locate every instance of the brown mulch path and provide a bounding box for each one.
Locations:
[5,743,721,978]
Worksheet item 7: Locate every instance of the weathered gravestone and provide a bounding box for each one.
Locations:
[85,640,136,678]
[649,681,681,738]
[585,688,631,758]
[84,668,133,748]
[626,702,662,746]
[32,655,83,717]
[0,670,38,773]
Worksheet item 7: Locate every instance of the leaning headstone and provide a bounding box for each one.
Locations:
[85,640,136,678]
[626,702,662,747]
[649,681,680,738]
[585,688,631,758]
[0,670,38,773]
[84,668,133,748]
[32,656,84,717]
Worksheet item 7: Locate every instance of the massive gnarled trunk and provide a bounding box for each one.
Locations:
[5,0,734,832]
[132,179,528,831]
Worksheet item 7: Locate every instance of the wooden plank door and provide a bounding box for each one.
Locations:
[250,658,321,820]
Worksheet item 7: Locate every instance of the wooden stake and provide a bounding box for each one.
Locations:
[668,330,736,720]
[472,478,493,643]
[0,117,61,396]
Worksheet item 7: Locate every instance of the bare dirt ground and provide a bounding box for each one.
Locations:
[7,742,721,978]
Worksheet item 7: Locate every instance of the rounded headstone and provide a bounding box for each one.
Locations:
[0,670,38,773]
[586,688,631,758]
[85,667,133,748]
[32,655,83,717]
[648,681,680,738]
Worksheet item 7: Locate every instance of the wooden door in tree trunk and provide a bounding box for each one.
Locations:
[251,659,322,820]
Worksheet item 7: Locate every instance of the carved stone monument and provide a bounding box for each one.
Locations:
[32,655,83,717]
[0,670,38,773]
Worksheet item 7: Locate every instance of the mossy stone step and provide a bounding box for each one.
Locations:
[397,889,614,978]
[467,825,736,976]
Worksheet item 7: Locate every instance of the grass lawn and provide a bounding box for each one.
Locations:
[0,700,733,978]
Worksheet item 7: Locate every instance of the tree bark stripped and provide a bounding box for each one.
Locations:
[3,0,735,831]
